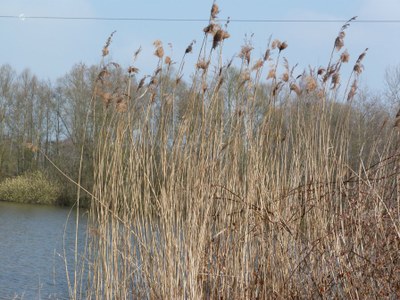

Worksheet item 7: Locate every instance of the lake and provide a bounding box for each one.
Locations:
[0,201,87,299]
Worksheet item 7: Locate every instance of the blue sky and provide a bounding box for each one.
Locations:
[1,0,400,92]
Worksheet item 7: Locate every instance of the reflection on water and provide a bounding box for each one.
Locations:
[0,201,87,299]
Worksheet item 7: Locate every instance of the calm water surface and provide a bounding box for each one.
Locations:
[0,201,87,299]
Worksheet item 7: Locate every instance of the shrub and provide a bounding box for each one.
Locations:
[0,171,61,205]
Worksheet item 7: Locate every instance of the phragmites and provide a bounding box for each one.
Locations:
[185,40,195,54]
[290,83,301,96]
[211,2,220,19]
[340,50,350,63]
[271,39,287,52]
[203,23,218,35]
[334,16,357,52]
[212,29,230,49]
[204,2,229,49]
[115,94,128,113]
[278,41,288,52]
[331,72,340,89]
[101,92,113,107]
[102,31,116,57]
[127,66,139,75]
[335,32,345,51]
[240,71,251,87]
[97,67,110,83]
[133,47,142,60]
[394,108,400,128]
[346,48,368,101]
[153,40,164,58]
[137,76,147,91]
[347,79,358,101]
[264,48,271,61]
[267,68,276,80]
[98,91,128,113]
[239,45,253,65]
[305,76,317,92]
[353,48,368,75]
[281,72,289,82]
[196,59,210,70]
[164,56,172,65]
[252,59,264,71]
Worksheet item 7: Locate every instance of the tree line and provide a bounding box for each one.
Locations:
[0,61,399,205]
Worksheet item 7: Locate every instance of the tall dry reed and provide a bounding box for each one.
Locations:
[75,4,400,299]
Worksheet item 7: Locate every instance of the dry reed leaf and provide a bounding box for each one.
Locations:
[216,76,224,91]
[133,47,142,60]
[264,49,271,61]
[347,79,358,101]
[137,76,147,91]
[154,67,162,76]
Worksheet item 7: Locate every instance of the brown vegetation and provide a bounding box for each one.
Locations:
[75,4,400,299]
[1,2,400,299]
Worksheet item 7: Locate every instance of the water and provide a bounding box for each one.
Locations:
[0,201,87,299]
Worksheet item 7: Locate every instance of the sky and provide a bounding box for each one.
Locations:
[1,0,400,92]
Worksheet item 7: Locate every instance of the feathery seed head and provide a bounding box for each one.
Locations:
[340,50,350,63]
[211,3,220,19]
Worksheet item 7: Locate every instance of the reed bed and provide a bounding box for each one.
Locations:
[75,3,400,299]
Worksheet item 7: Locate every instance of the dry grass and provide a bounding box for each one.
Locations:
[69,3,400,299]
